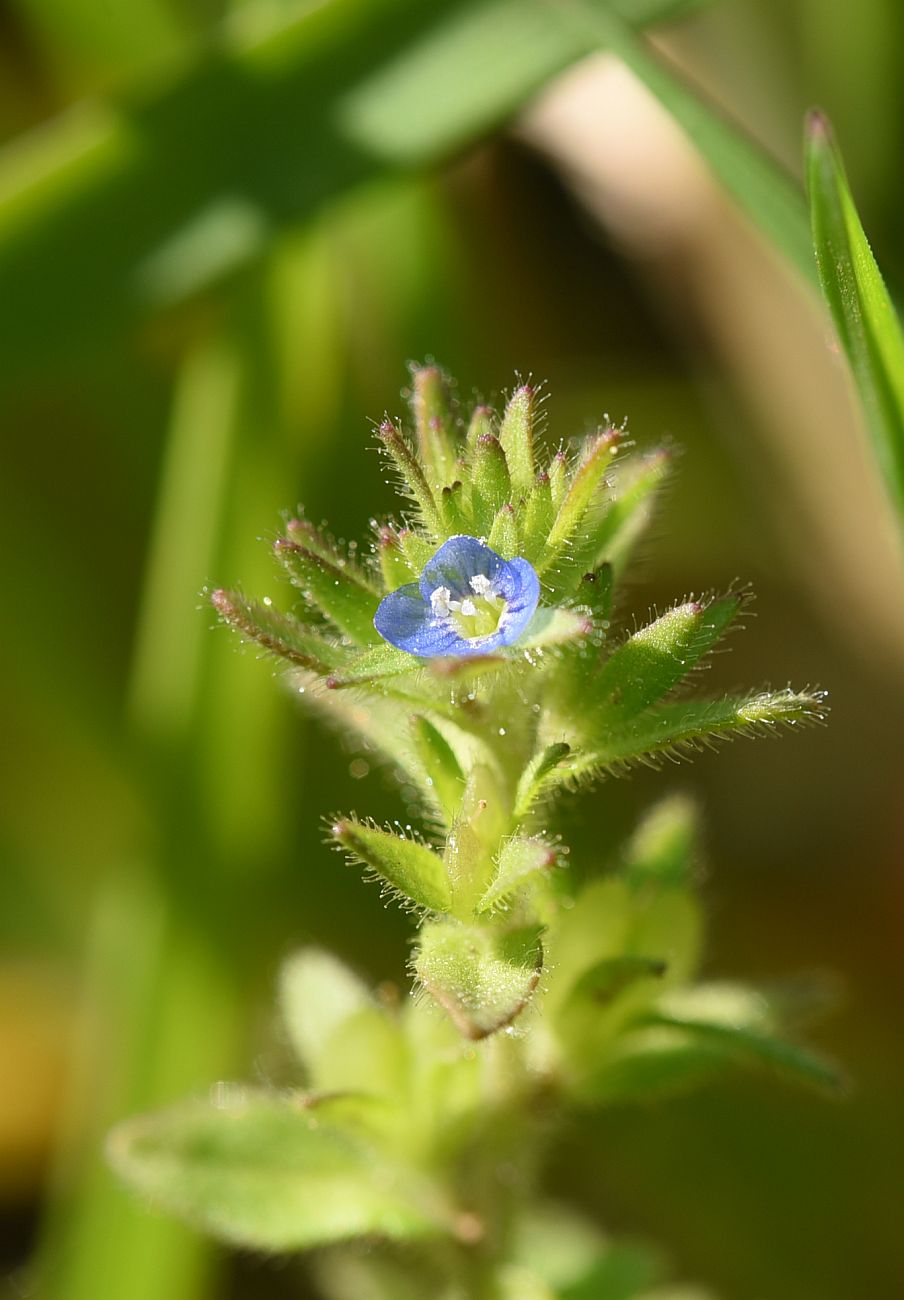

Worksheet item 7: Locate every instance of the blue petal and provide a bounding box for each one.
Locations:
[374,537,542,659]
[373,583,465,657]
[494,556,541,647]
[418,535,506,601]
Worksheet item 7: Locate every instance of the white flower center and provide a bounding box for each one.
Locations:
[429,574,506,639]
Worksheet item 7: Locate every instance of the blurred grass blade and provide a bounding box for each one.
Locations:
[0,0,704,382]
[806,111,904,522]
[560,4,815,284]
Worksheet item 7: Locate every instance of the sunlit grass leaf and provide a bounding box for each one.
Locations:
[0,0,707,381]
[559,6,814,284]
[107,1092,445,1251]
[806,111,904,523]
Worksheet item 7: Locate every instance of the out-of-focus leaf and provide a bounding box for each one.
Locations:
[559,6,815,284]
[647,983,845,1093]
[0,0,707,381]
[410,715,465,823]
[279,948,372,1074]
[806,111,904,523]
[415,918,543,1039]
[107,1092,446,1250]
[623,795,698,888]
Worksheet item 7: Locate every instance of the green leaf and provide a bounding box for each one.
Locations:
[107,1092,445,1251]
[560,7,815,284]
[478,835,558,913]
[415,919,543,1039]
[567,689,829,777]
[210,588,349,673]
[274,539,381,645]
[440,480,470,534]
[589,450,672,579]
[377,524,417,590]
[543,428,620,562]
[499,384,537,497]
[806,111,904,522]
[520,471,555,563]
[411,363,458,491]
[325,642,420,687]
[331,817,452,912]
[623,795,698,888]
[410,715,465,822]
[377,421,444,536]
[513,741,572,819]
[470,434,512,535]
[465,404,496,461]
[488,502,520,556]
[279,948,372,1075]
[0,0,704,381]
[647,983,845,1092]
[565,955,668,1007]
[582,595,742,730]
[530,606,596,652]
[285,518,381,592]
[577,1025,727,1103]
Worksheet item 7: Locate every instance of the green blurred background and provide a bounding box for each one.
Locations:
[2,0,903,1297]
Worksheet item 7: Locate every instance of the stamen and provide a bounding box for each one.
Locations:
[430,586,453,618]
[469,574,494,597]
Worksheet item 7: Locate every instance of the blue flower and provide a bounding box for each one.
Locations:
[374,535,541,658]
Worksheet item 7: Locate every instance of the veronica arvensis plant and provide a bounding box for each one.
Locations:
[109,366,837,1299]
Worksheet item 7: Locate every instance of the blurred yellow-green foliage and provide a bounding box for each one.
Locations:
[2,0,904,1297]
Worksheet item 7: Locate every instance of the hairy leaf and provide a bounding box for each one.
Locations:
[416,919,543,1039]
[210,588,348,672]
[567,689,828,778]
[331,818,452,912]
[275,540,381,645]
[478,835,558,913]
